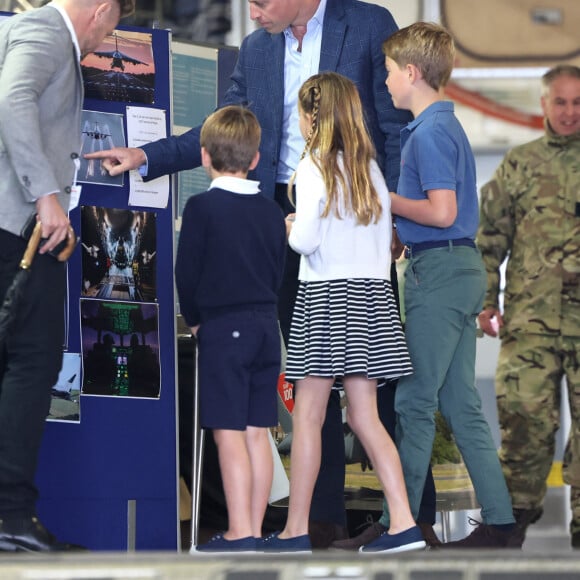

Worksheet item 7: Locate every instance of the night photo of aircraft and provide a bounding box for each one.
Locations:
[80,206,158,304]
[81,30,155,104]
[93,33,149,72]
[80,299,160,399]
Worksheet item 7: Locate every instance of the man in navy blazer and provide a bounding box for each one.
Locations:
[92,0,407,196]
[88,0,437,548]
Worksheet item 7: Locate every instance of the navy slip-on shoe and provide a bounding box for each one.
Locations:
[359,525,426,554]
[191,533,257,554]
[261,531,312,553]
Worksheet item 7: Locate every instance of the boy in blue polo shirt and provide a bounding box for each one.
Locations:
[175,106,287,553]
[362,22,517,552]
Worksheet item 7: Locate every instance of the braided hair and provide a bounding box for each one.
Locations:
[289,72,382,225]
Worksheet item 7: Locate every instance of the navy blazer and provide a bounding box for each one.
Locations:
[143,0,412,196]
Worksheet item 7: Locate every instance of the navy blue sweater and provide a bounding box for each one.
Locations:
[175,187,287,327]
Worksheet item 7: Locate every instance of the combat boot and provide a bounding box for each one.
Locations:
[570,517,580,550]
[507,507,543,547]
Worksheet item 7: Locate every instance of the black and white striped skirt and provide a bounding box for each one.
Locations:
[285,279,413,382]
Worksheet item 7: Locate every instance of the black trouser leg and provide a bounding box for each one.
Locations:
[0,229,65,517]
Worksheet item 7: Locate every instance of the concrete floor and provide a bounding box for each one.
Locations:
[0,487,576,580]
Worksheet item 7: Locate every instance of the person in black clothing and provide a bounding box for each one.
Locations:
[175,106,286,553]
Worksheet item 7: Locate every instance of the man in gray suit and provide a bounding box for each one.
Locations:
[87,0,438,549]
[0,0,134,552]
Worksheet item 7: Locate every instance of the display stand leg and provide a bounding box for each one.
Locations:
[189,335,205,552]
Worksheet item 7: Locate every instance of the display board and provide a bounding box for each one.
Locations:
[35,25,179,551]
[171,40,238,217]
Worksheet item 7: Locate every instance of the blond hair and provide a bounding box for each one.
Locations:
[290,72,382,226]
[383,22,455,91]
[200,106,261,173]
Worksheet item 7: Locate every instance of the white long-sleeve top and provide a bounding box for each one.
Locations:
[289,154,392,282]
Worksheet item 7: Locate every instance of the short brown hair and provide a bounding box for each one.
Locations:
[200,106,261,173]
[383,22,455,91]
[116,0,136,18]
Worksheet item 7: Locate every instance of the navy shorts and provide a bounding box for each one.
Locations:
[197,309,281,430]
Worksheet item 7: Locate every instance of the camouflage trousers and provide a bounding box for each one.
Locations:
[496,333,580,533]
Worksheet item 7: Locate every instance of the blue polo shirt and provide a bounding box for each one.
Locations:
[395,100,479,246]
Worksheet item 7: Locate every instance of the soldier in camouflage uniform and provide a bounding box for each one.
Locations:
[477,64,580,548]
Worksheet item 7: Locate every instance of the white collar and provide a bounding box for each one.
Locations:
[210,176,261,195]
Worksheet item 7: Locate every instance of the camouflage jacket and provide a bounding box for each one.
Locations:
[477,126,580,337]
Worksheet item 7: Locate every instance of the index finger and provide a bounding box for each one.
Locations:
[84,149,114,159]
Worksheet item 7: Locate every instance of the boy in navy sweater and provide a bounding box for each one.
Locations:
[175,106,287,553]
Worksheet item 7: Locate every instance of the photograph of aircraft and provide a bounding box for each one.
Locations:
[47,353,82,423]
[81,30,155,104]
[79,110,125,186]
[92,32,149,72]
[80,206,158,303]
[80,299,160,399]
[82,121,112,178]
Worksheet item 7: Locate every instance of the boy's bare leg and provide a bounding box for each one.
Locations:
[246,426,273,537]
[213,429,254,539]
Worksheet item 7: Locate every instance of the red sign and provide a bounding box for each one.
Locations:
[277,373,294,414]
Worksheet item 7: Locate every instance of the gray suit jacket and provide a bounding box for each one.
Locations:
[143,0,412,195]
[0,6,83,236]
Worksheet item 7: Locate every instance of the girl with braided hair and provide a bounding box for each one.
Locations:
[262,72,424,554]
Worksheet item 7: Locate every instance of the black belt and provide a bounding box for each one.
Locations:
[405,238,475,258]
